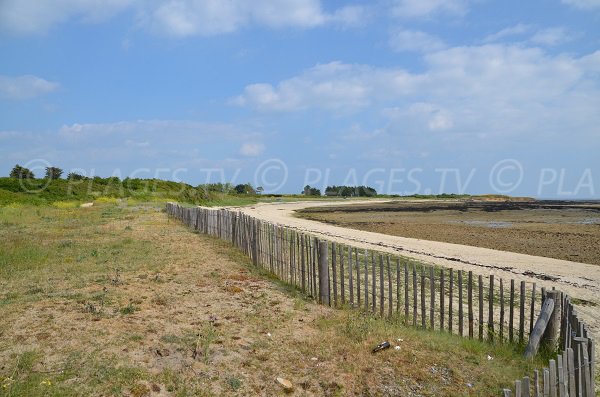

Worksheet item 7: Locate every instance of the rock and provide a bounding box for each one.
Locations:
[80,202,93,208]
[276,377,293,392]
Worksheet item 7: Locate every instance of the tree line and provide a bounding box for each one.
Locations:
[9,164,63,180]
[8,164,377,197]
[303,185,377,197]
[7,164,264,195]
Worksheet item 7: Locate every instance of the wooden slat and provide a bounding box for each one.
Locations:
[348,247,354,306]
[489,275,494,341]
[332,242,337,307]
[534,370,540,397]
[396,259,401,314]
[379,255,385,316]
[520,281,526,344]
[356,249,361,306]
[449,268,453,333]
[440,269,445,331]
[557,354,565,397]
[566,348,575,397]
[561,353,568,397]
[421,268,426,329]
[549,359,557,397]
[404,261,409,324]
[458,270,464,337]
[500,278,505,341]
[468,271,474,339]
[479,274,484,341]
[387,256,393,318]
[543,368,550,397]
[522,376,531,397]
[413,263,418,327]
[364,249,369,311]
[581,341,592,397]
[339,245,345,305]
[575,341,583,397]
[372,252,376,314]
[530,283,537,337]
[589,339,595,396]
[510,279,515,343]
[313,237,318,297]
[430,266,435,330]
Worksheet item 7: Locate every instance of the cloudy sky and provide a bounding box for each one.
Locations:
[1,0,599,197]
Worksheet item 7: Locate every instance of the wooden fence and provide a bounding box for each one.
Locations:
[166,203,596,396]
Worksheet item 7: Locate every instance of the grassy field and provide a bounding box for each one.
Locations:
[0,201,550,396]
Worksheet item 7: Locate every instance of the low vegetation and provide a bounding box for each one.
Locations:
[0,201,551,396]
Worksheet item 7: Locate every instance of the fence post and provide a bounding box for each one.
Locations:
[524,296,555,359]
[318,240,330,306]
[542,290,561,352]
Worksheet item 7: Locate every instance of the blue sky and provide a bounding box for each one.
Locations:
[1,0,599,198]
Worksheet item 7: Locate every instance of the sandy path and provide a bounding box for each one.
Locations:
[236,200,600,358]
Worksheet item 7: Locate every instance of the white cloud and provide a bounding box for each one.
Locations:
[529,27,573,46]
[484,25,574,47]
[383,103,454,132]
[0,0,134,35]
[391,0,469,18]
[58,119,261,143]
[389,29,445,52]
[0,75,59,100]
[239,143,265,157]
[0,0,364,36]
[561,0,600,9]
[483,24,532,43]
[143,1,369,37]
[328,5,370,27]
[235,45,600,143]
[233,61,421,111]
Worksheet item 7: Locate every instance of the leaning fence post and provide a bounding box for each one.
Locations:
[318,240,330,306]
[524,296,555,359]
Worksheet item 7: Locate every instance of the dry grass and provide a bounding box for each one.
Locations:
[0,202,549,396]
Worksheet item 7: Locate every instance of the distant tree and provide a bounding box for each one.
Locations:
[67,172,86,180]
[197,183,237,194]
[357,185,377,197]
[9,164,34,179]
[303,185,321,196]
[325,185,377,197]
[44,167,63,180]
[256,186,264,195]
[324,185,341,196]
[234,183,256,194]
